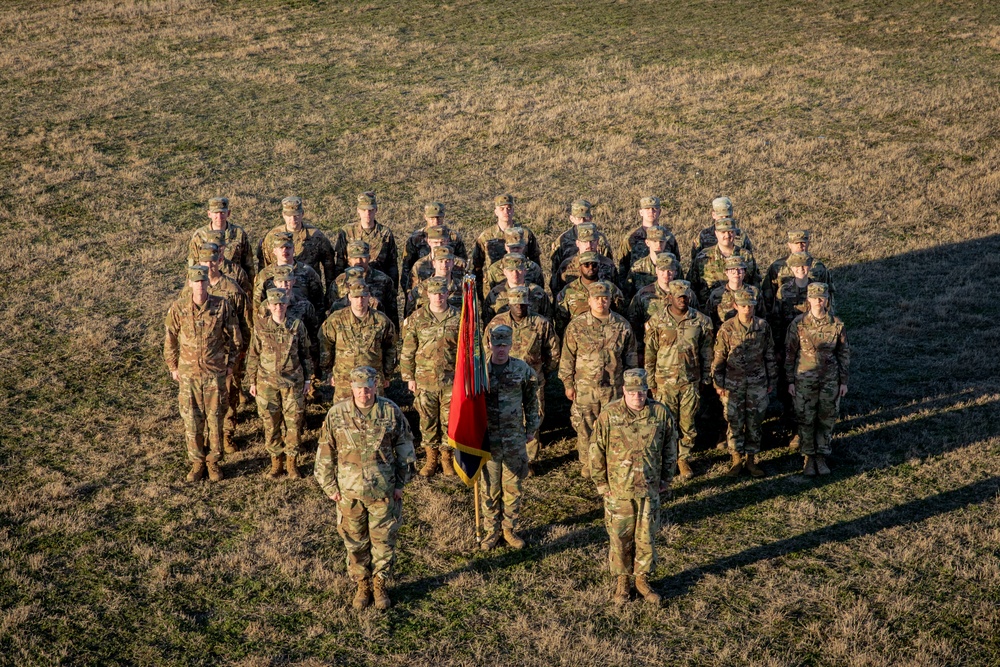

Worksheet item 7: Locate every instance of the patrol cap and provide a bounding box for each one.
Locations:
[588,280,613,298]
[668,279,692,296]
[350,366,378,388]
[494,193,514,207]
[273,265,296,283]
[426,225,448,241]
[570,199,592,218]
[578,250,601,264]
[424,202,445,217]
[348,282,371,297]
[343,266,366,282]
[503,226,526,246]
[431,246,456,261]
[645,225,668,242]
[502,252,527,270]
[281,196,303,215]
[425,277,449,294]
[347,240,371,259]
[622,368,649,392]
[194,243,219,264]
[807,282,830,299]
[655,252,680,271]
[786,251,813,268]
[506,285,531,305]
[357,191,377,210]
[715,217,737,232]
[187,265,209,283]
[208,196,229,213]
[787,229,811,243]
[576,222,598,242]
[272,231,294,249]
[205,229,226,246]
[712,196,733,217]
[266,288,290,304]
[724,255,748,271]
[490,324,513,346]
[733,286,759,306]
[639,195,661,209]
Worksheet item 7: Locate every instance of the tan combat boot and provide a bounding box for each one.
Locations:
[419,447,439,477]
[267,454,285,479]
[440,448,456,477]
[802,455,817,476]
[634,574,661,605]
[481,531,501,551]
[352,578,372,610]
[286,455,302,480]
[788,433,801,452]
[815,454,831,476]
[373,575,392,611]
[677,459,695,481]
[613,575,630,606]
[223,432,237,454]
[206,460,224,482]
[503,528,525,550]
[185,461,205,483]
[726,451,744,478]
[744,453,765,478]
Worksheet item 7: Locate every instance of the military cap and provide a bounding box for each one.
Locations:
[426,225,448,241]
[266,288,290,304]
[424,202,445,217]
[348,282,371,298]
[281,196,304,214]
[431,246,456,261]
[344,266,366,283]
[807,282,830,299]
[655,252,680,271]
[503,226,526,246]
[576,222,598,243]
[622,368,649,392]
[787,229,811,243]
[506,285,531,305]
[715,217,737,232]
[570,199,592,218]
[350,366,378,388]
[494,193,514,207]
[490,324,513,346]
[502,252,527,270]
[205,229,226,246]
[578,250,601,264]
[347,240,371,259]
[272,231,294,249]
[357,191,377,210]
[273,265,296,283]
[208,196,229,213]
[786,251,813,268]
[639,195,661,209]
[588,281,613,298]
[195,242,220,263]
[425,277,449,294]
[668,279,692,296]
[733,286,759,306]
[712,196,734,217]
[187,265,209,282]
[724,255,748,271]
[645,225,668,242]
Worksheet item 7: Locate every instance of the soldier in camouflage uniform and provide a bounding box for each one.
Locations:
[622,228,676,301]
[327,240,398,328]
[314,366,416,611]
[617,196,682,287]
[333,191,399,289]
[707,256,765,329]
[553,222,619,296]
[484,286,560,470]
[688,217,760,306]
[202,229,251,295]
[482,226,545,298]
[247,289,313,479]
[188,197,255,284]
[409,226,465,288]
[253,232,326,315]
[591,368,676,606]
[786,283,850,477]
[400,277,461,478]
[480,325,541,551]
[712,288,776,478]
[406,246,465,317]
[400,202,467,292]
[320,282,397,404]
[258,266,321,377]
[548,199,614,281]
[164,265,243,483]
[644,280,714,480]
[559,281,638,478]
[258,196,337,289]
[554,251,627,335]
[689,196,754,263]
[771,253,815,446]
[626,253,682,365]
[472,193,542,287]
[484,253,551,323]
[762,229,834,312]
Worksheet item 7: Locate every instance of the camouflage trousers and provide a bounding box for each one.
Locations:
[721,383,769,454]
[178,373,228,463]
[603,494,660,576]
[571,385,618,473]
[481,443,530,535]
[255,380,305,457]
[337,495,402,582]
[331,369,386,404]
[793,375,841,456]
[527,376,546,462]
[224,353,246,434]
[414,386,453,450]
[655,381,700,461]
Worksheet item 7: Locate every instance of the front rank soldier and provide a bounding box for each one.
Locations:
[558,281,638,478]
[591,369,676,606]
[688,217,760,307]
[263,266,321,378]
[482,226,545,298]
[762,229,834,312]
[203,229,251,295]
[480,325,540,551]
[164,265,243,483]
[400,278,461,478]
[400,202,467,292]
[258,196,337,289]
[548,199,614,281]
[333,191,399,289]
[552,222,618,296]
[247,289,313,480]
[690,196,754,263]
[253,232,325,315]
[406,246,464,317]
[328,240,397,327]
[314,366,416,611]
[188,196,255,284]
[617,196,681,287]
[626,253,682,365]
[554,251,626,334]
[472,193,541,286]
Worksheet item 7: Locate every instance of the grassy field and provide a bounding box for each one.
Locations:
[1,0,999,665]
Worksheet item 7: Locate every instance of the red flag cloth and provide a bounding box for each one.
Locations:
[447,276,490,486]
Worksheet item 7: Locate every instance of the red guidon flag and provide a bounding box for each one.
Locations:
[447,275,491,485]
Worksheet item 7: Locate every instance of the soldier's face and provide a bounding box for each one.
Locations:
[716,230,735,247]
[569,215,589,225]
[495,204,513,223]
[433,259,454,276]
[357,207,376,224]
[352,385,376,408]
[580,261,599,280]
[427,238,445,249]
[646,240,665,253]
[639,208,660,225]
[735,302,754,319]
[672,293,689,310]
[209,210,229,227]
[510,304,528,319]
[505,243,525,255]
[725,267,746,284]
[283,213,303,230]
[349,257,369,269]
[808,296,829,314]
[428,292,448,311]
[589,295,611,316]
[504,267,525,284]
[789,241,808,253]
[656,267,674,287]
[490,342,511,364]
[791,265,810,280]
[189,279,208,301]
[274,246,293,264]
[349,294,370,313]
[425,215,444,227]
[624,389,647,411]
[576,239,598,253]
[269,301,288,319]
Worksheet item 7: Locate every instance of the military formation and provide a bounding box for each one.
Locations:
[164,192,850,609]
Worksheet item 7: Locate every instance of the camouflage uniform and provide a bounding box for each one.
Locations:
[485,280,550,323]
[483,255,544,296]
[761,230,834,311]
[188,198,255,282]
[406,247,465,316]
[688,242,760,307]
[708,283,764,329]
[410,253,468,292]
[205,267,251,438]
[472,207,542,283]
[617,224,681,288]
[624,253,687,362]
[548,200,614,279]
[314,367,416,584]
[333,192,399,288]
[553,260,627,335]
[328,265,397,324]
[201,229,252,295]
[319,287,397,404]
[554,251,619,297]
[253,236,326,316]
[688,197,754,263]
[400,206,467,292]
[258,197,337,287]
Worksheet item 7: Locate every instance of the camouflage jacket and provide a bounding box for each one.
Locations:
[400,306,460,390]
[400,226,468,292]
[253,262,325,315]
[689,224,754,263]
[207,274,251,351]
[164,294,242,377]
[219,259,251,296]
[591,398,677,499]
[327,266,398,326]
[485,282,551,323]
[548,226,614,278]
[483,257,545,299]
[616,225,682,280]
[554,278,626,334]
[486,357,541,452]
[622,254,661,301]
[688,245,760,307]
[762,256,833,311]
[559,311,637,393]
[314,397,416,501]
[784,312,850,384]
[644,306,714,389]
[484,311,561,380]
[553,252,619,296]
[255,296,320,366]
[188,222,255,282]
[246,315,312,387]
[410,256,467,291]
[626,282,670,357]
[406,270,464,317]
[472,223,542,279]
[769,278,811,343]
[259,223,336,286]
[711,316,776,391]
[333,221,399,288]
[707,283,765,329]
[319,307,397,383]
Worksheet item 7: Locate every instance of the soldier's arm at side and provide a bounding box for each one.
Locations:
[644,322,658,393]
[661,409,678,490]
[784,322,801,384]
[590,410,611,496]
[245,329,262,387]
[314,415,341,500]
[297,321,313,383]
[393,405,417,493]
[557,324,578,395]
[762,322,777,391]
[163,304,181,378]
[318,318,335,380]
[332,229,347,278]
[223,301,242,372]
[523,366,541,440]
[836,322,851,390]
[711,329,729,391]
[542,320,561,376]
[399,317,418,388]
[319,233,336,289]
[699,319,715,385]
[623,322,638,369]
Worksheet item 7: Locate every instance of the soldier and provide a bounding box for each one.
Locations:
[406,246,464,317]
[689,196,754,263]
[247,288,313,479]
[482,226,545,298]
[480,325,540,551]
[554,251,627,335]
[333,191,399,289]
[591,368,676,606]
[484,286,560,471]
[770,252,816,452]
[558,281,638,478]
[328,240,398,327]
[400,277,461,478]
[409,226,464,287]
[617,196,681,284]
[626,253,682,365]
[203,229,251,295]
[253,232,326,315]
[187,196,255,283]
[786,283,850,476]
[258,196,337,289]
[644,280,714,480]
[712,288,776,478]
[762,229,834,311]
[688,217,760,307]
[548,199,614,280]
[163,265,242,483]
[314,366,416,611]
[707,256,765,329]
[319,282,397,403]
[484,252,551,323]
[400,202,467,292]
[622,227,676,301]
[472,193,542,285]
[552,222,619,296]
